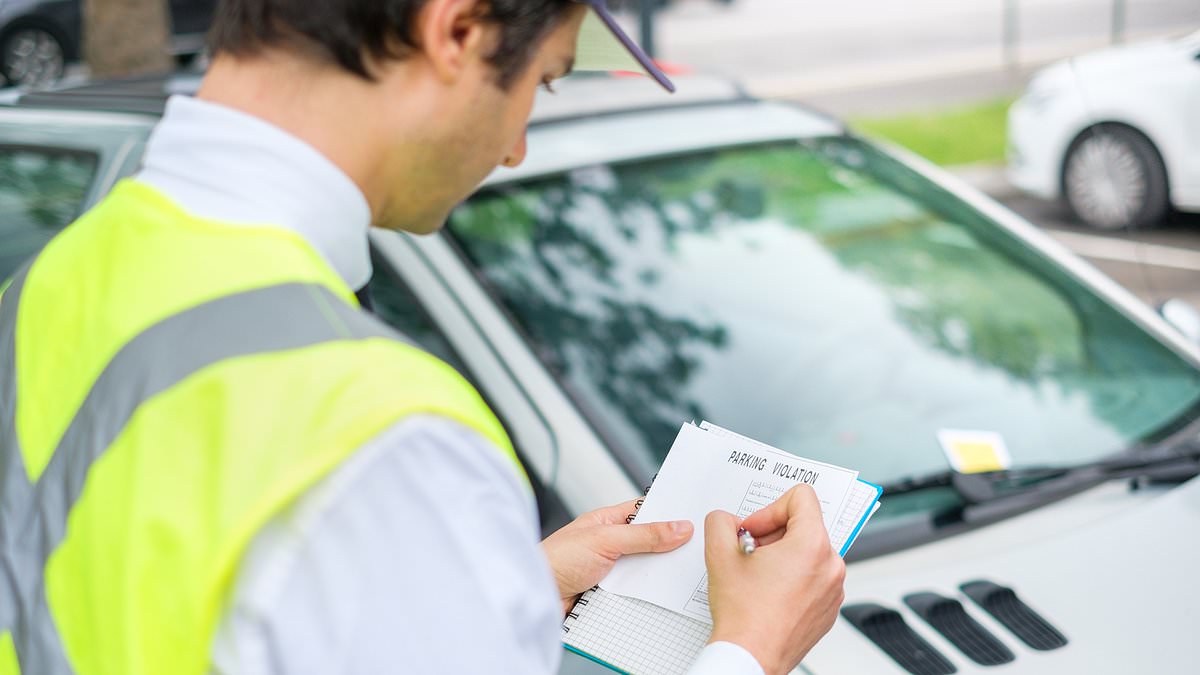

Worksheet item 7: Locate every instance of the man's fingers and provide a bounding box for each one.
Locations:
[596,519,693,556]
[738,487,798,536]
[740,484,824,540]
[756,529,785,547]
[704,510,742,567]
[780,485,826,539]
[587,498,646,526]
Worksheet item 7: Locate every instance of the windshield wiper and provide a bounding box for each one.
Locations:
[879,440,1200,505]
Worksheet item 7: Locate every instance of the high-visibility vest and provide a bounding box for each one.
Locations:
[0,180,526,675]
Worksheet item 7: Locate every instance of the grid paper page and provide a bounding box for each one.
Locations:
[563,588,710,675]
[828,480,878,553]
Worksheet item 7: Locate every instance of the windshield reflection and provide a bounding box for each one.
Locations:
[448,138,1200,518]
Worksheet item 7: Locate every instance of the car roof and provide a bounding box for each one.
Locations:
[8,70,840,130]
[12,73,207,116]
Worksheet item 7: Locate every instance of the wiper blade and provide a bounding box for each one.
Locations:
[880,440,1200,505]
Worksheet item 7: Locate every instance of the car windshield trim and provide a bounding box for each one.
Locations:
[434,219,659,484]
[486,100,840,186]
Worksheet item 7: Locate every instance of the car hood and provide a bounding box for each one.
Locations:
[1068,33,1197,77]
[805,475,1200,674]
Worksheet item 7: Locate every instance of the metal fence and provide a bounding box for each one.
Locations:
[634,0,1133,64]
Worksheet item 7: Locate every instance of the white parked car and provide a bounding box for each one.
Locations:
[1007,31,1200,230]
[4,73,1200,674]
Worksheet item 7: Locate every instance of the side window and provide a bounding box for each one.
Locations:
[0,145,98,279]
[369,247,466,371]
[367,247,574,533]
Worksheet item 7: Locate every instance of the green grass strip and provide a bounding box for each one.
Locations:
[849,97,1016,167]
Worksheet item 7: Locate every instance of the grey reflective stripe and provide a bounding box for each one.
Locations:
[0,264,22,637]
[0,278,400,674]
[0,262,72,675]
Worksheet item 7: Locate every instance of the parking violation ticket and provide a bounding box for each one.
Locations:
[599,422,861,624]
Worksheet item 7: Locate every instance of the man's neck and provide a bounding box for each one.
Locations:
[196,52,398,217]
[137,94,374,289]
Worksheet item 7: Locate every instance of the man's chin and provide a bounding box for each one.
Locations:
[374,211,450,236]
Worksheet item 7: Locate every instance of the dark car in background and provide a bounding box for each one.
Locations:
[0,0,215,88]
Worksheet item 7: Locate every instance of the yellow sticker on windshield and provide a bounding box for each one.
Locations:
[937,430,1012,474]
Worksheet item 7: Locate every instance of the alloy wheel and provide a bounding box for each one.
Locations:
[2,28,65,89]
[1064,132,1148,230]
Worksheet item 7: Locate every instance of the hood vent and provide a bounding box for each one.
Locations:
[841,603,957,675]
[904,592,1015,666]
[961,580,1068,651]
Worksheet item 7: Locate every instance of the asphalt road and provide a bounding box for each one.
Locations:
[996,192,1200,310]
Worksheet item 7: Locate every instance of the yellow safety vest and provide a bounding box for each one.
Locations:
[0,180,526,675]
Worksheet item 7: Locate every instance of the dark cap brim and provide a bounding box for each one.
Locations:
[573,0,676,92]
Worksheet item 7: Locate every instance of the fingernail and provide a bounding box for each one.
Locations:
[670,520,693,536]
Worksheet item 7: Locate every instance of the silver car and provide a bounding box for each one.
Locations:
[2,74,1199,674]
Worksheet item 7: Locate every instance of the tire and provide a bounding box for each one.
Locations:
[0,26,66,89]
[1062,124,1169,231]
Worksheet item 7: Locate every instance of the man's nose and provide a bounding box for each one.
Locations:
[502,131,528,168]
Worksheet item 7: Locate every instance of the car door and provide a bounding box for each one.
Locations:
[0,143,98,278]
[364,239,577,534]
[1151,41,1200,211]
[0,108,154,279]
[1183,47,1200,208]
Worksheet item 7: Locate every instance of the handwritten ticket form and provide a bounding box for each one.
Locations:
[601,422,871,623]
[563,422,881,674]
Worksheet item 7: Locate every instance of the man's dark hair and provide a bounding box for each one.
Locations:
[208,0,575,88]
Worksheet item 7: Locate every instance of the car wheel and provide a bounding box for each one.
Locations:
[1062,125,1169,230]
[1,27,66,89]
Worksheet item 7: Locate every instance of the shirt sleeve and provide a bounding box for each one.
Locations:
[687,642,766,675]
[210,414,563,674]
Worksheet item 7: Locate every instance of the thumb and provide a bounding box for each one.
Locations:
[704,510,742,568]
[595,520,694,557]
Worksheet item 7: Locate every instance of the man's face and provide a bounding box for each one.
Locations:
[377,5,587,234]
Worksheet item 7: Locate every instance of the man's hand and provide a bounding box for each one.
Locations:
[541,499,693,616]
[705,485,846,675]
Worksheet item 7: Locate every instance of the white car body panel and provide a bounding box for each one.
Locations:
[1008,32,1200,211]
[807,477,1200,674]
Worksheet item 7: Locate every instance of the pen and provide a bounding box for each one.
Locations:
[737,528,757,555]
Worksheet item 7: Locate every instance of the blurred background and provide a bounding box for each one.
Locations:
[2,0,1198,309]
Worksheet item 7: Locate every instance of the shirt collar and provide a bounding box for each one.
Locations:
[136,95,374,290]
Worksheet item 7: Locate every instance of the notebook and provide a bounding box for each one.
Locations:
[562,422,881,675]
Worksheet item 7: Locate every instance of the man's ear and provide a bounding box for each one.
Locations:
[416,0,494,85]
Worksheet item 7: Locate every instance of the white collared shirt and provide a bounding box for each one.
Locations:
[138,95,373,290]
[138,95,763,675]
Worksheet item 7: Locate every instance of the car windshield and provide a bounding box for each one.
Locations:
[446,136,1200,524]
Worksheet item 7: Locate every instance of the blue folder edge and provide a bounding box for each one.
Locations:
[837,479,884,557]
[563,643,629,674]
[563,479,884,672]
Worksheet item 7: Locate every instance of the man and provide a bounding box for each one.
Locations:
[0,1,845,673]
